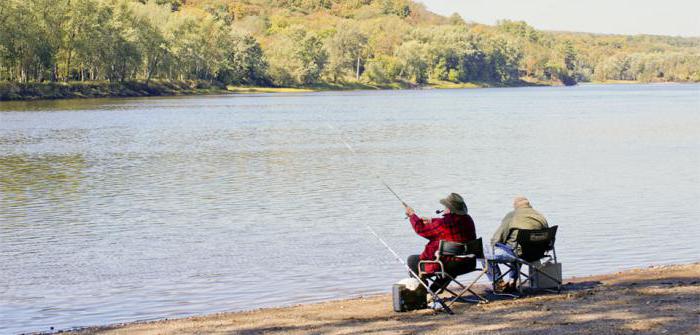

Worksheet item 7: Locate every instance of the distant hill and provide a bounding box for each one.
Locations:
[1,0,698,90]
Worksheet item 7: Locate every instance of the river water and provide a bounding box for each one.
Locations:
[1,84,699,333]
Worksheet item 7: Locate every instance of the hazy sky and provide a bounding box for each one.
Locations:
[419,0,700,37]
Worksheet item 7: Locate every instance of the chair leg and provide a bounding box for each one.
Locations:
[518,271,532,292]
[467,288,489,303]
[488,261,512,280]
[429,274,455,295]
[437,275,464,298]
[447,268,489,307]
[452,279,467,289]
[488,261,525,298]
[443,286,460,297]
[493,267,513,284]
[423,278,455,314]
[516,261,523,294]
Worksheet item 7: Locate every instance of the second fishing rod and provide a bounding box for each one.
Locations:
[322,120,454,314]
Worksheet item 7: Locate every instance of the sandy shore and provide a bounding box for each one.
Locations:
[68,263,699,335]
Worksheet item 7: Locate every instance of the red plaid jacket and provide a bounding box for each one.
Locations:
[410,213,477,273]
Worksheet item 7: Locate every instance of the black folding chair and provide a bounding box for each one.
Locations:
[418,238,489,306]
[488,226,561,294]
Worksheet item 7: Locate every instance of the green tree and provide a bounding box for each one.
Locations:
[395,40,427,84]
[295,32,328,84]
[381,0,411,18]
[485,37,522,83]
[362,55,400,83]
[218,33,269,85]
[0,0,63,82]
[448,13,465,25]
[326,25,368,82]
[131,1,171,83]
[267,26,328,85]
[562,40,577,72]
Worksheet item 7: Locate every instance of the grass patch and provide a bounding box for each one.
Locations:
[226,81,412,94]
[302,81,407,91]
[428,79,557,89]
[225,86,314,93]
[428,80,484,89]
[587,80,642,84]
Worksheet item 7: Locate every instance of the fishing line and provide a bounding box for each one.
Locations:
[323,121,407,207]
[320,117,453,314]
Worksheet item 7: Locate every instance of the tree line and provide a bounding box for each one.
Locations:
[1,0,698,87]
[0,0,268,85]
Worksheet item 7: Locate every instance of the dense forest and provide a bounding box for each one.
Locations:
[1,0,699,89]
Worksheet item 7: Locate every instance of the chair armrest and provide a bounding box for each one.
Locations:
[417,260,445,277]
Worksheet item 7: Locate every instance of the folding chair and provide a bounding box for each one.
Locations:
[488,225,561,294]
[418,238,489,307]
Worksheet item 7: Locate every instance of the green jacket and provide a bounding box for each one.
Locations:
[491,207,549,255]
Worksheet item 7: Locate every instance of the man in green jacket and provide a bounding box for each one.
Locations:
[487,196,549,292]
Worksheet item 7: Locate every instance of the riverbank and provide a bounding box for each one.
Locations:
[0,80,420,101]
[2,79,695,102]
[0,81,235,101]
[0,79,546,101]
[0,80,473,101]
[62,262,699,335]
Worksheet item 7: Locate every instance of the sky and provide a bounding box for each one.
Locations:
[418,0,700,37]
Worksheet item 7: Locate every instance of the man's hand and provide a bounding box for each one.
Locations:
[405,206,415,217]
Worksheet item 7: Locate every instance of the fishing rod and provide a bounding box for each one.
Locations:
[321,118,454,314]
[323,122,408,207]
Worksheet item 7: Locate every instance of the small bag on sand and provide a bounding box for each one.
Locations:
[392,278,427,312]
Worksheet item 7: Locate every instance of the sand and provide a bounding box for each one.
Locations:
[68,263,700,335]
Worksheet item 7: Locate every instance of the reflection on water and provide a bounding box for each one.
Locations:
[1,154,85,212]
[1,84,699,334]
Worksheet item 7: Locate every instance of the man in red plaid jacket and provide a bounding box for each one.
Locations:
[405,193,477,292]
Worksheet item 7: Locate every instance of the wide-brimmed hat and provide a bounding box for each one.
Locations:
[440,193,468,215]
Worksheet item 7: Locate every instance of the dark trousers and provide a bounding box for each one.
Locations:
[407,254,475,293]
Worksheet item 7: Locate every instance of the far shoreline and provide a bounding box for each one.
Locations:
[47,262,700,335]
[2,79,696,103]
[0,79,544,102]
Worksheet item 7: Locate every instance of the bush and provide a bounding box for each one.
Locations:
[268,66,295,87]
[448,69,460,82]
[364,60,390,84]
